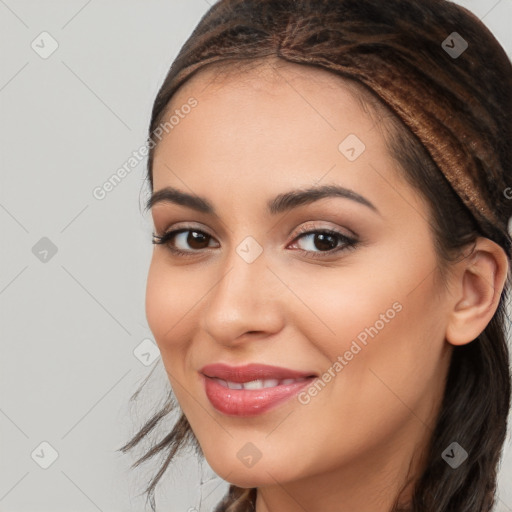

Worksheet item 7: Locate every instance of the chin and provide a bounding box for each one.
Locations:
[203,450,297,488]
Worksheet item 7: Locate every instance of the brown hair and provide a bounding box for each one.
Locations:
[119,1,512,510]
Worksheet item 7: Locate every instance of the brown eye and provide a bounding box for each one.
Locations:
[311,232,339,251]
[184,230,211,249]
[291,228,358,257]
[152,228,218,255]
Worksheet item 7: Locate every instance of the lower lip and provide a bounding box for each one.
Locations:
[202,374,315,416]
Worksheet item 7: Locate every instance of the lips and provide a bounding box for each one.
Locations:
[200,363,318,416]
[200,363,317,383]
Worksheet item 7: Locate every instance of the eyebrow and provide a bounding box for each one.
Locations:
[145,184,380,216]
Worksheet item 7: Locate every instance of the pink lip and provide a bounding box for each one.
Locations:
[200,363,317,416]
[200,363,316,383]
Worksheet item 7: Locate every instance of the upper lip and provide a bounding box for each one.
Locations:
[200,363,317,383]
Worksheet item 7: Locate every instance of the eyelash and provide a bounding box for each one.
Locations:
[151,224,359,259]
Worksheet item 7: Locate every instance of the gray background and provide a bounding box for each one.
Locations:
[0,1,511,511]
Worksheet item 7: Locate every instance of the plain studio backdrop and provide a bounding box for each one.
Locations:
[0,1,511,511]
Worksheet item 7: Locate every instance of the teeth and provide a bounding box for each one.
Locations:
[213,377,309,389]
[243,379,280,389]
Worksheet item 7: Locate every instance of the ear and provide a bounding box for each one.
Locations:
[445,237,510,346]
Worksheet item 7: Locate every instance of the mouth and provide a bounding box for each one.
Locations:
[208,375,313,390]
[200,362,317,382]
[199,363,318,416]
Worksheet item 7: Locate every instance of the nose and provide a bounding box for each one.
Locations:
[201,243,285,347]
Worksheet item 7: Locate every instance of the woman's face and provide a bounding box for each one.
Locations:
[145,61,454,503]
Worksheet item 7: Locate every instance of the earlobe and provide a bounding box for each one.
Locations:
[445,238,509,347]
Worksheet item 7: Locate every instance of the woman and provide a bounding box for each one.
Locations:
[119,0,512,510]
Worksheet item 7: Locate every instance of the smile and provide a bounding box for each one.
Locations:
[212,376,310,390]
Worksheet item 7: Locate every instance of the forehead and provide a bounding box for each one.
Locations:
[154,71,377,180]
[151,57,419,217]
[156,60,389,154]
[167,57,380,114]
[151,63,410,220]
[155,60,396,183]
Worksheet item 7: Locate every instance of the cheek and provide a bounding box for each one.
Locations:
[278,274,446,475]
[145,257,204,407]
[283,261,406,359]
[288,239,446,404]
[145,256,199,358]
